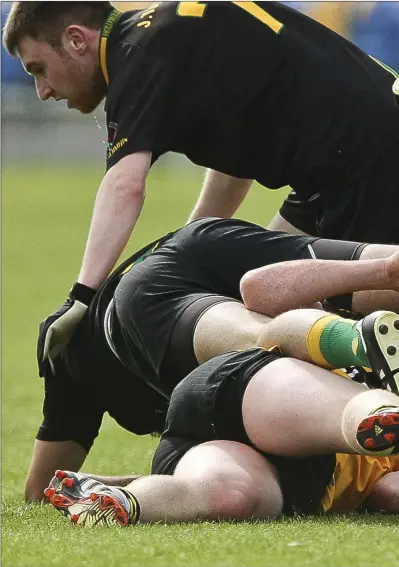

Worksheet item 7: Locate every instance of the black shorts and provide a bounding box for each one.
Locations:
[113,217,367,395]
[151,349,336,516]
[280,139,399,244]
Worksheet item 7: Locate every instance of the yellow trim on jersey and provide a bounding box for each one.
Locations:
[306,315,340,368]
[232,2,284,33]
[177,2,207,18]
[99,9,122,86]
[322,453,399,513]
[177,2,284,34]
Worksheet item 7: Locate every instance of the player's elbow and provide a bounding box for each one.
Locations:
[111,172,145,201]
[240,270,281,317]
[240,271,262,310]
[106,152,150,201]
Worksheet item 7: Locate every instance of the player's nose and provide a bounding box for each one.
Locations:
[35,78,54,101]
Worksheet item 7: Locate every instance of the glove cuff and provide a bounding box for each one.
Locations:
[69,282,97,306]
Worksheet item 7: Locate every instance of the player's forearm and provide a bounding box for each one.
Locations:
[78,180,145,289]
[240,258,389,316]
[25,440,87,502]
[188,170,252,222]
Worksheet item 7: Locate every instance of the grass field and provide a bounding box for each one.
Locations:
[2,162,399,566]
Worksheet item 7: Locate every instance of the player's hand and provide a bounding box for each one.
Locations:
[37,283,96,376]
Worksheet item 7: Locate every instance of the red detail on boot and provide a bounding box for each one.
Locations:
[63,478,75,488]
[71,514,79,523]
[357,417,374,432]
[114,505,129,526]
[44,487,55,499]
[99,495,116,510]
[384,433,396,445]
[55,470,67,480]
[381,413,399,425]
[364,438,376,449]
[51,494,74,508]
[90,493,99,501]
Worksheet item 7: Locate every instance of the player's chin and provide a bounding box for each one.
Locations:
[69,97,103,114]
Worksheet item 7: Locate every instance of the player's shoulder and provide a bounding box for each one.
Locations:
[112,2,203,46]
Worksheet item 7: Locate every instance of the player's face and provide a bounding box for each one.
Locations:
[18,37,106,114]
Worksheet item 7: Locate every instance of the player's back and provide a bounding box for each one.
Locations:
[107,2,399,196]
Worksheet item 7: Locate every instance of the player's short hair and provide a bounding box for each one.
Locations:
[3,1,114,56]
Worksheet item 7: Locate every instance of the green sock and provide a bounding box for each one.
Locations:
[319,318,369,368]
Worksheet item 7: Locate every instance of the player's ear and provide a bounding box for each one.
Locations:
[62,26,88,58]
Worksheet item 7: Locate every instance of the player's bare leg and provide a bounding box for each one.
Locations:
[46,441,283,526]
[193,301,273,362]
[194,302,399,392]
[369,470,399,513]
[242,358,399,457]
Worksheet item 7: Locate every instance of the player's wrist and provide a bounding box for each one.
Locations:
[69,282,97,306]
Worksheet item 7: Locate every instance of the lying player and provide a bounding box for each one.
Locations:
[47,348,399,525]
[27,218,399,500]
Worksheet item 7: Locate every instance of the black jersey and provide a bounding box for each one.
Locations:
[101,1,399,198]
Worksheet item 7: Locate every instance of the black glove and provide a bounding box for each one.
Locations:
[37,282,96,376]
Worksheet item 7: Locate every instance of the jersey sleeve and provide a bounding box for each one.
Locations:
[36,371,105,453]
[105,43,174,170]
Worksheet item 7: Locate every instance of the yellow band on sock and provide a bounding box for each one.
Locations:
[306,315,341,368]
[333,368,351,380]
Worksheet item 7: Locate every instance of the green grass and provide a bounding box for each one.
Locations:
[2,162,399,566]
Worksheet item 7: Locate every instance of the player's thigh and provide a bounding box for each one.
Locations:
[174,440,283,519]
[161,295,241,387]
[241,357,365,455]
[193,300,272,363]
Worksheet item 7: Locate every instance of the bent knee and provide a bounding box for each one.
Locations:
[174,441,284,520]
[202,471,282,520]
[369,472,399,513]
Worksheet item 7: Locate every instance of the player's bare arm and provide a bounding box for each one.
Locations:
[188,170,253,223]
[267,211,311,236]
[37,151,152,368]
[25,440,87,502]
[78,151,151,289]
[241,250,399,317]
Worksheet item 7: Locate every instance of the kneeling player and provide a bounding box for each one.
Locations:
[47,349,399,525]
